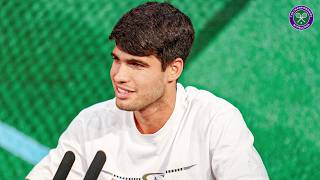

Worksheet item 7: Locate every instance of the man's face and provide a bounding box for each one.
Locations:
[110,46,168,111]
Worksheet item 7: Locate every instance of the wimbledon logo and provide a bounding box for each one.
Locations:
[289,5,314,30]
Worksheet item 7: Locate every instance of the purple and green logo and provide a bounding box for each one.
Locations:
[289,5,314,30]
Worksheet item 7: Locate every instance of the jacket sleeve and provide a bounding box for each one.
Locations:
[210,108,269,180]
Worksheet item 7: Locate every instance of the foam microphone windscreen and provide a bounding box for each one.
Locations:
[53,151,75,180]
[84,151,107,180]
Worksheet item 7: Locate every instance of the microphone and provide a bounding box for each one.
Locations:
[53,151,75,180]
[84,151,107,180]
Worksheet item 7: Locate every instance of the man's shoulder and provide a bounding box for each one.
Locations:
[183,84,238,114]
[61,98,130,142]
[179,84,244,139]
[74,98,128,127]
[81,98,117,114]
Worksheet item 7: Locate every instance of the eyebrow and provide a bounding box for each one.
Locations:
[111,52,119,59]
[111,52,150,67]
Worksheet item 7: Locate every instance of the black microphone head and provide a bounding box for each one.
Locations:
[84,150,106,180]
[53,151,75,180]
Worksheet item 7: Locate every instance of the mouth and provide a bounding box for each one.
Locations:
[115,86,134,99]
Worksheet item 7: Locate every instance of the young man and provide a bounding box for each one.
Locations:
[27,2,268,180]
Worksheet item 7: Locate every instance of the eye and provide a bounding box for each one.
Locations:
[129,62,144,68]
[132,62,143,67]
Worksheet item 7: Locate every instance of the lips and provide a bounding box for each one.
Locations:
[115,86,134,99]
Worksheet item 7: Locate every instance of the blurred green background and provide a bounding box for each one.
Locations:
[0,0,319,179]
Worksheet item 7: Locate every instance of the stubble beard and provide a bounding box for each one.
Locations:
[115,84,165,112]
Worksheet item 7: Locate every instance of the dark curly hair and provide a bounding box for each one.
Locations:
[109,2,195,71]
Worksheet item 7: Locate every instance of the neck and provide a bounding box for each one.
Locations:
[134,83,177,134]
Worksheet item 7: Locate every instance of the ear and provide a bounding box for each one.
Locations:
[166,58,184,82]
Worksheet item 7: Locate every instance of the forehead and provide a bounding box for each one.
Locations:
[112,46,159,63]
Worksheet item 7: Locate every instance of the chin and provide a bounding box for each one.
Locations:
[115,100,136,111]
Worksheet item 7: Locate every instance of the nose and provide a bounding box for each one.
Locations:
[112,62,129,83]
